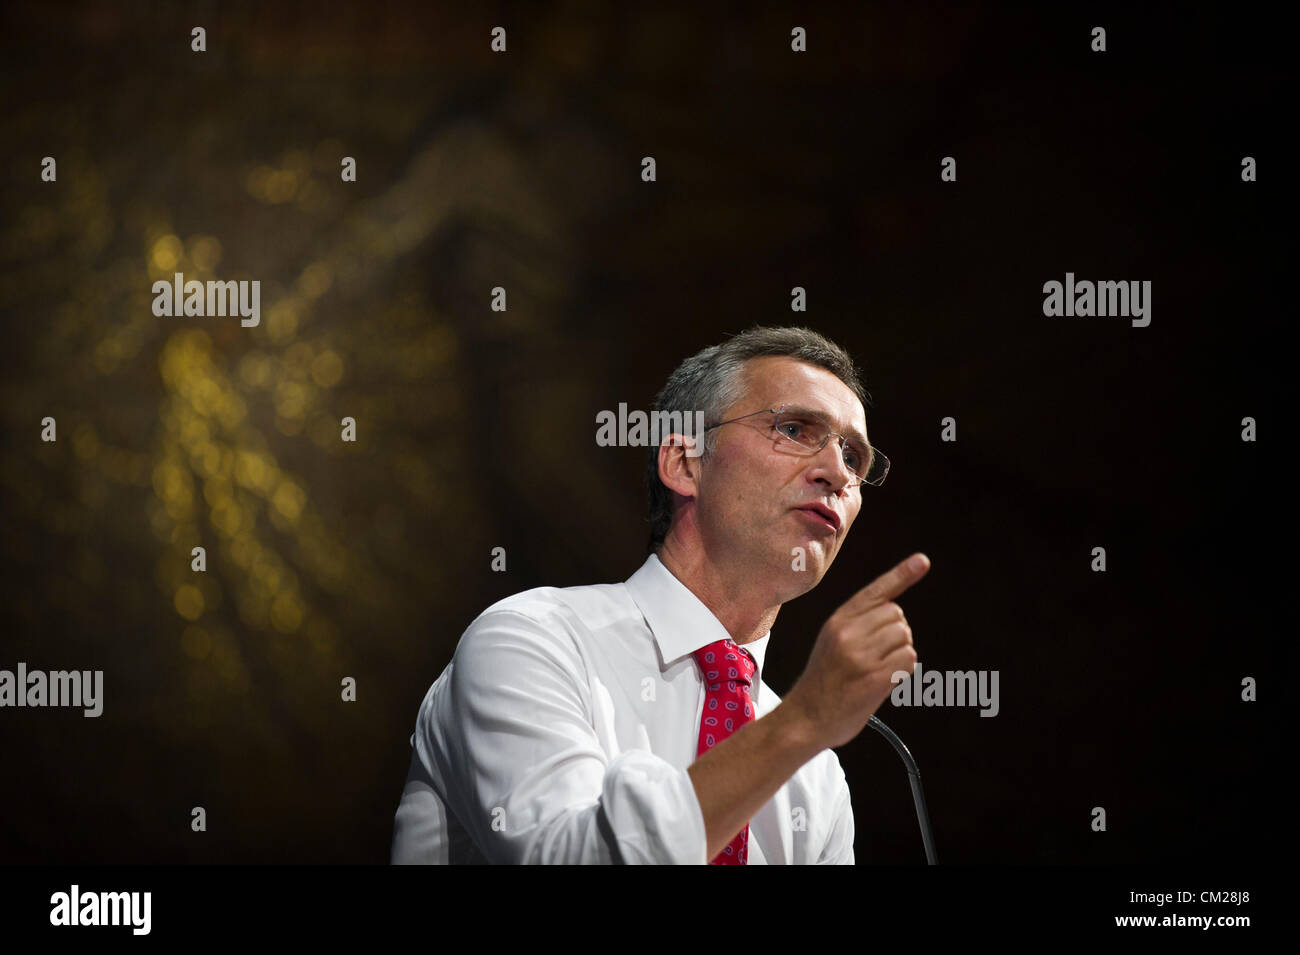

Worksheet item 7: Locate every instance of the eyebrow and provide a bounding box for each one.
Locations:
[781,405,870,452]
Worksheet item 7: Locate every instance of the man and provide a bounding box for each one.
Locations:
[390,325,930,863]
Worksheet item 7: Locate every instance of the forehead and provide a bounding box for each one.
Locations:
[734,356,868,437]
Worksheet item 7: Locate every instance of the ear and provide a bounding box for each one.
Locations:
[656,432,703,501]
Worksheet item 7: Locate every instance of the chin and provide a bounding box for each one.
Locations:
[786,546,831,585]
[786,568,824,601]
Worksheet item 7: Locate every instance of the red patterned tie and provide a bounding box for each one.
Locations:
[692,638,758,865]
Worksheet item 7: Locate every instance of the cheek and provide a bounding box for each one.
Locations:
[702,461,752,522]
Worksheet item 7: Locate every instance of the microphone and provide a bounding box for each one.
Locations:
[867,714,938,864]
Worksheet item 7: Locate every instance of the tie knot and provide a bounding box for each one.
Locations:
[692,638,757,684]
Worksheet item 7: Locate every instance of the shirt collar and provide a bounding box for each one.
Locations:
[625,553,770,681]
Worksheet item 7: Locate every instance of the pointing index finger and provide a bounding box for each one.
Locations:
[842,553,931,615]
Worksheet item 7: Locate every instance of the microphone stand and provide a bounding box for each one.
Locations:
[867,715,938,864]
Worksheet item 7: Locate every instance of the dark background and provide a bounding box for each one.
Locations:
[0,1,1285,864]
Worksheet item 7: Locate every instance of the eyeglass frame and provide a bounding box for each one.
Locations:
[701,404,890,488]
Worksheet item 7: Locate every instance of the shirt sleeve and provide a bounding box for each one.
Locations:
[817,772,855,864]
[421,607,708,864]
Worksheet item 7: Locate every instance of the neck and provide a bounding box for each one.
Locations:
[655,534,782,646]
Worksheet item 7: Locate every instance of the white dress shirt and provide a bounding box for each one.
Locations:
[390,553,855,864]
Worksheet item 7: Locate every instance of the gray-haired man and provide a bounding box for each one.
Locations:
[392,325,929,863]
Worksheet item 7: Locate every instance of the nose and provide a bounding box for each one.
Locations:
[809,437,856,493]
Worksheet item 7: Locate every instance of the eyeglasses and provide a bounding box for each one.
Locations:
[703,404,889,488]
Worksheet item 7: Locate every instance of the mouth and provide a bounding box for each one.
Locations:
[795,504,840,533]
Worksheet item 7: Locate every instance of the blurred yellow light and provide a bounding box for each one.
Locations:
[266,301,299,343]
[212,503,242,537]
[192,377,221,415]
[296,262,333,299]
[267,170,298,203]
[164,494,193,520]
[151,234,183,271]
[93,338,122,374]
[174,584,205,621]
[194,441,222,477]
[272,480,306,521]
[251,558,280,592]
[311,350,344,388]
[189,235,223,271]
[270,593,303,633]
[203,476,233,507]
[72,424,99,460]
[238,351,273,389]
[246,165,273,201]
[216,394,247,430]
[285,341,313,375]
[228,535,257,570]
[235,450,266,489]
[274,381,307,420]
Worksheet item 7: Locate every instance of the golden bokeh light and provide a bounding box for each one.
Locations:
[150,234,183,271]
[310,349,344,388]
[188,235,223,271]
[174,584,205,621]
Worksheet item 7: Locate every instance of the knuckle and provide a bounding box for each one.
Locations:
[891,653,917,678]
[823,625,850,652]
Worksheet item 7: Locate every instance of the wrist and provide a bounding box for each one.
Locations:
[768,697,825,761]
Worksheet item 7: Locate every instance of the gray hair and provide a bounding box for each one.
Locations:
[645,325,870,553]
